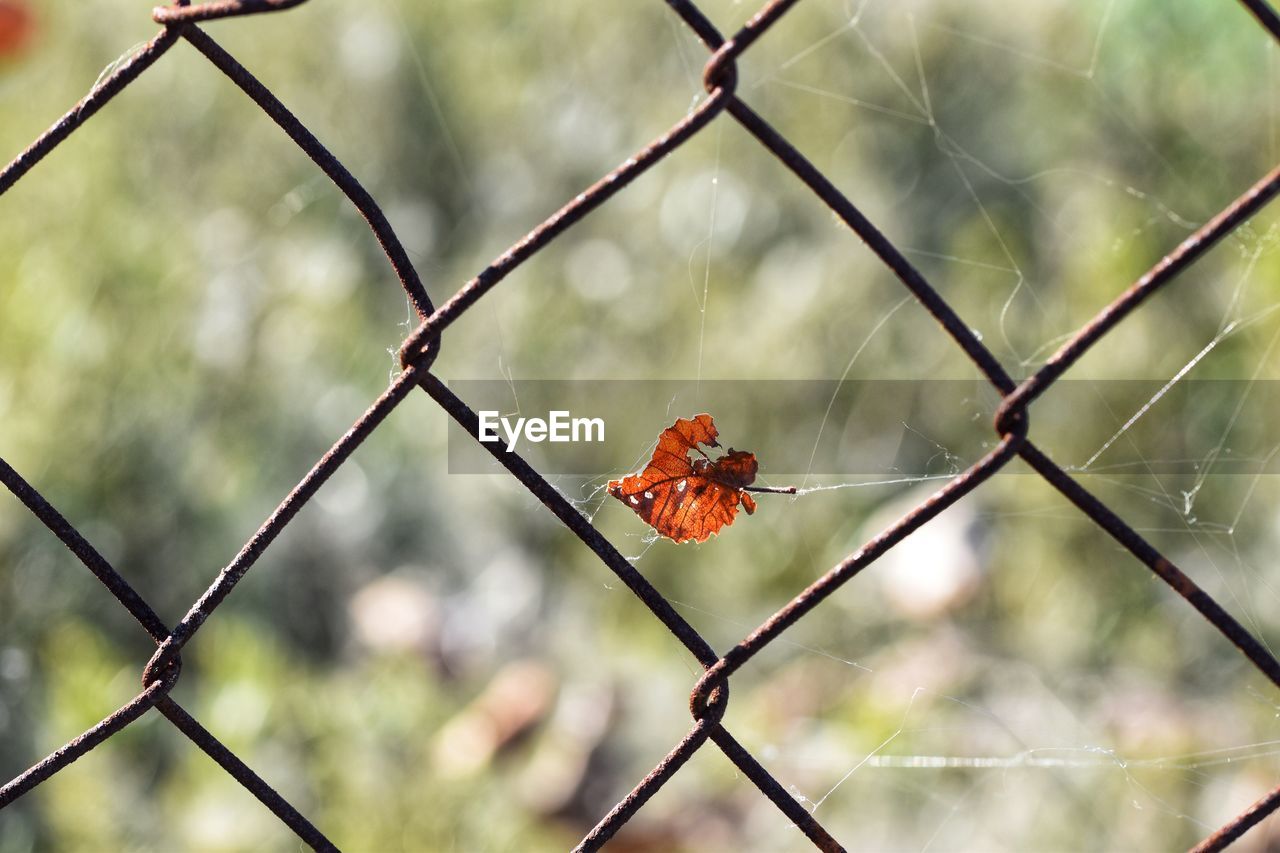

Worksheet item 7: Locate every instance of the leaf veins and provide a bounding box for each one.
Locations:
[607,413,759,544]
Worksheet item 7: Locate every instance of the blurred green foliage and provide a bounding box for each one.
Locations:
[2,0,1280,849]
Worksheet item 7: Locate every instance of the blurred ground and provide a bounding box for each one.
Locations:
[2,0,1280,850]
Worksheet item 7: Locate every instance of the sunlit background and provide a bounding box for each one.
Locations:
[2,0,1280,849]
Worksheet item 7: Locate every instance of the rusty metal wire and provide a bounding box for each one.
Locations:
[2,0,1279,850]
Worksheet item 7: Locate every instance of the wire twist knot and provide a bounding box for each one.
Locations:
[688,668,731,725]
[141,641,183,693]
[398,327,441,373]
[702,42,740,95]
[993,392,1031,442]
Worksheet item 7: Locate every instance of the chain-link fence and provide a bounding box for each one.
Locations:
[2,0,1280,850]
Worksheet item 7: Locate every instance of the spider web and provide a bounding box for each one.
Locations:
[500,1,1280,847]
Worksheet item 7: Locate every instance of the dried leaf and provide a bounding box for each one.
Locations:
[608,413,759,543]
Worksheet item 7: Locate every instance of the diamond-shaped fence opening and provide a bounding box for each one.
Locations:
[2,0,1280,850]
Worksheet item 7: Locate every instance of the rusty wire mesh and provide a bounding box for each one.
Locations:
[2,0,1280,850]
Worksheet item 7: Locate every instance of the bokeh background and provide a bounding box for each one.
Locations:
[3,0,1280,849]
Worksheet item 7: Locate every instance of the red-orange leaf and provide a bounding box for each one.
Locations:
[608,413,759,543]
